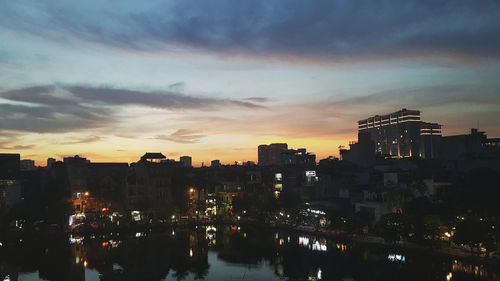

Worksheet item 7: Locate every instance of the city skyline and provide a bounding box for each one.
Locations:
[1,1,500,166]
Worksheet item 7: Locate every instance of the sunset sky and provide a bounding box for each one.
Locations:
[1,1,500,166]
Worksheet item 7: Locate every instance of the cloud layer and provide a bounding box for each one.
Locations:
[0,85,265,133]
[1,1,499,62]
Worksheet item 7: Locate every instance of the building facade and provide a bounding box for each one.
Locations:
[358,108,442,159]
[258,143,288,166]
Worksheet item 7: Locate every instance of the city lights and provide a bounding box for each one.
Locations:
[0,1,499,280]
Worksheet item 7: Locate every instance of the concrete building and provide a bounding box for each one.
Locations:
[180,156,192,167]
[419,122,442,159]
[358,108,423,158]
[357,108,442,159]
[281,148,316,166]
[126,153,175,220]
[47,157,56,168]
[258,143,288,166]
[340,133,375,167]
[20,159,36,171]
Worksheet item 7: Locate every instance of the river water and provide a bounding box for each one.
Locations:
[1,225,498,281]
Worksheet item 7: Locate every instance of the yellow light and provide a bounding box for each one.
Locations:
[84,192,89,196]
[83,261,88,267]
[446,272,452,281]
[189,188,195,193]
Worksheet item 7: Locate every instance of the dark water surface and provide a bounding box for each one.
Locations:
[1,225,498,281]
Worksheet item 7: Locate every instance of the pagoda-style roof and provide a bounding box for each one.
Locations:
[140,152,166,160]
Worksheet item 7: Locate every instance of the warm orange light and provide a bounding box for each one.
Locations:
[102,241,109,247]
[84,192,89,196]
[101,207,109,212]
[189,188,195,193]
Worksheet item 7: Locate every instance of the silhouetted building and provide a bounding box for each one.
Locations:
[258,143,288,166]
[64,155,90,192]
[180,156,192,167]
[281,148,316,165]
[419,122,442,159]
[441,128,500,161]
[20,159,36,171]
[47,157,56,168]
[340,133,375,167]
[140,152,166,163]
[0,153,20,179]
[211,160,221,167]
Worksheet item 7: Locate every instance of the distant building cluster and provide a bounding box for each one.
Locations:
[341,108,500,169]
[0,107,499,238]
[258,143,316,166]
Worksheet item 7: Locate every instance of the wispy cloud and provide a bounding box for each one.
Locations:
[66,85,265,109]
[59,135,102,145]
[155,129,206,144]
[0,84,266,133]
[0,132,35,150]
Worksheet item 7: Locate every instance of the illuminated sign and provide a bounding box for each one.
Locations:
[305,171,316,177]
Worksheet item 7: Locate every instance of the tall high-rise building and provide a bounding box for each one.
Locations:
[358,108,441,158]
[420,122,442,159]
[47,157,56,168]
[258,143,288,165]
[180,156,192,167]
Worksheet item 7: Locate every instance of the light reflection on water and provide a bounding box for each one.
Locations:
[4,226,499,281]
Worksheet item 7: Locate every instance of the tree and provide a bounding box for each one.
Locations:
[453,216,492,255]
[375,213,409,243]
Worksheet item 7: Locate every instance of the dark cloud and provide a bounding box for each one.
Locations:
[155,129,206,144]
[331,84,500,110]
[0,132,35,150]
[65,85,264,109]
[0,84,263,133]
[1,1,499,62]
[0,103,110,133]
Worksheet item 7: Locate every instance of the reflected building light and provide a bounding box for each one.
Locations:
[388,254,406,263]
[311,241,327,252]
[189,248,193,257]
[336,243,348,252]
[299,236,310,247]
[279,238,285,245]
[451,260,488,278]
[109,240,121,248]
[446,272,453,281]
[69,235,84,244]
[317,268,322,280]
